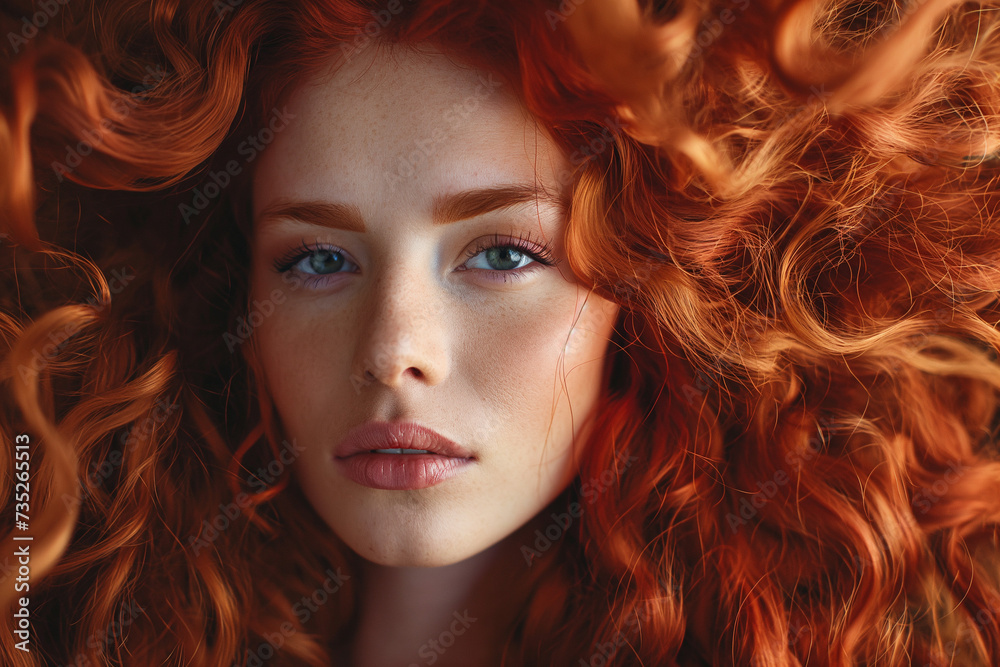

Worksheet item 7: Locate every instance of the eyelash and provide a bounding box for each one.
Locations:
[272,231,558,287]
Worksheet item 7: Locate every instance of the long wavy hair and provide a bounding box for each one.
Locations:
[2,0,1000,664]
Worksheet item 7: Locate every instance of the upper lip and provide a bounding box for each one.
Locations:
[334,421,474,459]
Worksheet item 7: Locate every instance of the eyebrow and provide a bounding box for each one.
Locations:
[255,183,568,232]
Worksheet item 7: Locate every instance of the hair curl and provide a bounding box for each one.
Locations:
[2,0,1000,665]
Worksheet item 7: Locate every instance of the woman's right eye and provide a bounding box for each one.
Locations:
[273,242,360,284]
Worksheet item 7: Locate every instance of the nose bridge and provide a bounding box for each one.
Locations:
[354,261,446,389]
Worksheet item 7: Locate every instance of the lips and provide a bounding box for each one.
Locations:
[334,421,474,460]
[333,421,476,490]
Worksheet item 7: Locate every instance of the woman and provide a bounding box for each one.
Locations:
[1,0,999,665]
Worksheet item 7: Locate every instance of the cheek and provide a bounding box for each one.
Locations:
[470,299,573,399]
[559,296,619,420]
[465,294,618,442]
[564,296,620,367]
[250,298,355,434]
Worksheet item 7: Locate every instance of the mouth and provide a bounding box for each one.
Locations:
[333,421,476,490]
[369,448,433,454]
[334,420,474,459]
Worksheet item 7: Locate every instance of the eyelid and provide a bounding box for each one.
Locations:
[272,237,357,274]
[461,230,558,268]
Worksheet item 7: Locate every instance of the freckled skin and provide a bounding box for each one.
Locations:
[249,42,619,568]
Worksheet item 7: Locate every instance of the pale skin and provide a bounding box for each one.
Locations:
[248,41,620,666]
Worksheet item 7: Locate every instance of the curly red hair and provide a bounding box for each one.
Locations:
[2,0,1000,665]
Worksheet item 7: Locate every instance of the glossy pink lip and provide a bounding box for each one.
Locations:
[334,421,474,459]
[333,421,475,490]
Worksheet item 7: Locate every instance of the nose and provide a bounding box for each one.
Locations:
[351,264,449,391]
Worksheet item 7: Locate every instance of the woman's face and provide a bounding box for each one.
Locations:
[248,42,620,567]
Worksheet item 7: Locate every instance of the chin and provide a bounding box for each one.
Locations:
[364,550,471,568]
[336,515,498,568]
[351,536,489,568]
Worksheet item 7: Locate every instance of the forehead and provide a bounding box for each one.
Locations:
[251,42,570,222]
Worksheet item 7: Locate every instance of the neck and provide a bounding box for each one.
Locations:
[343,510,557,667]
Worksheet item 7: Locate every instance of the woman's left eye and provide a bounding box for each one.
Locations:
[464,246,534,271]
[460,233,557,283]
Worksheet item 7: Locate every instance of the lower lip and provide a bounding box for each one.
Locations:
[335,453,475,490]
